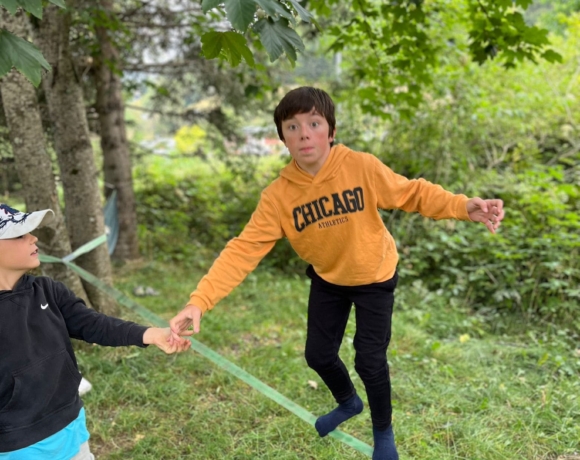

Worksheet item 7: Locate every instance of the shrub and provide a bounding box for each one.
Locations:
[393,166,580,320]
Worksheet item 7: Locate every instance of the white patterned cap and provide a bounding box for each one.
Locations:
[0,204,54,239]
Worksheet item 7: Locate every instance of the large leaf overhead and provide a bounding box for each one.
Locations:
[0,30,50,86]
[201,0,222,14]
[285,0,313,23]
[201,30,255,67]
[254,18,304,64]
[224,0,257,32]
[0,0,66,19]
[254,0,295,24]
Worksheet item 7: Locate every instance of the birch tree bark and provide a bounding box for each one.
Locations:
[94,0,139,261]
[0,9,91,306]
[36,4,117,315]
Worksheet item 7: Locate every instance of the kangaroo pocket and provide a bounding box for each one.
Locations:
[0,349,81,433]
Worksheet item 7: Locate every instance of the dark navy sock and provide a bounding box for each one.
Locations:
[315,394,363,437]
[372,425,399,460]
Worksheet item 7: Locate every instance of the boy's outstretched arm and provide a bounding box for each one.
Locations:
[143,327,191,354]
[466,197,505,234]
[169,304,203,343]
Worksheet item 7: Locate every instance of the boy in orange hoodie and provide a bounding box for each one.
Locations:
[169,87,504,459]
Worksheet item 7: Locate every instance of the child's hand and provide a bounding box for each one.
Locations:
[466,197,505,234]
[143,327,191,354]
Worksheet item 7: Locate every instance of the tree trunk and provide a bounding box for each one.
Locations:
[0,9,91,306]
[94,0,140,261]
[36,5,117,315]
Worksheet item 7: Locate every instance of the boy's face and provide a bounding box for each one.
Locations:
[281,108,336,176]
[0,233,41,273]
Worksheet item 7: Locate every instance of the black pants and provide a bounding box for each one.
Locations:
[304,265,398,431]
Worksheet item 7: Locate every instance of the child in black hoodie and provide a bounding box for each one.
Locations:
[0,204,190,459]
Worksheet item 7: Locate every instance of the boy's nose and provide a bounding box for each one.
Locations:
[29,234,38,244]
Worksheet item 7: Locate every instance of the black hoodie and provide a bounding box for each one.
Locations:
[0,275,148,453]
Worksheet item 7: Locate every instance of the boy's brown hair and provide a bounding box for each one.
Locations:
[273,87,336,145]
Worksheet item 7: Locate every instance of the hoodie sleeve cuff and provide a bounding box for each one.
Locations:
[456,195,472,221]
[130,324,150,348]
[188,293,210,314]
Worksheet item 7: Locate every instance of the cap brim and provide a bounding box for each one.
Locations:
[0,209,55,239]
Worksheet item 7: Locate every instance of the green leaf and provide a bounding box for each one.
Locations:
[386,44,401,55]
[541,49,563,63]
[222,31,255,66]
[0,0,66,18]
[201,0,222,14]
[254,18,304,64]
[224,0,257,32]
[15,0,43,19]
[0,0,19,15]
[255,0,295,24]
[0,30,50,87]
[48,0,66,7]
[285,0,312,23]
[201,31,225,59]
[201,31,255,67]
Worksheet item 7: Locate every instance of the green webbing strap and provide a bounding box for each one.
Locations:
[61,234,108,263]
[40,243,374,457]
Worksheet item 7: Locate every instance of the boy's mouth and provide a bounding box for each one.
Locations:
[31,248,38,256]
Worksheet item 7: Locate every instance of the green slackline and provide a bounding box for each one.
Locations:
[61,234,107,262]
[40,241,374,457]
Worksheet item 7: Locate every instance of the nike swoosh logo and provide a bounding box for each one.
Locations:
[41,304,49,310]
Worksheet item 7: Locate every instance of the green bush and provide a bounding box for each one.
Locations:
[134,155,308,273]
[393,166,580,321]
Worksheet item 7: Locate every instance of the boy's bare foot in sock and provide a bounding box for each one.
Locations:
[315,394,364,437]
[372,425,398,460]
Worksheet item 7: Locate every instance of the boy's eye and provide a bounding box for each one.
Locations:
[311,122,319,128]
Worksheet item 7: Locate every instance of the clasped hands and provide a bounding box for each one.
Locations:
[143,327,191,354]
[168,304,204,343]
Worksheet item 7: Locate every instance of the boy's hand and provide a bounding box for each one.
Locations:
[143,327,191,354]
[466,197,505,234]
[169,304,203,344]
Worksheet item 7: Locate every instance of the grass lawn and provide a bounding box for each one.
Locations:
[76,259,580,459]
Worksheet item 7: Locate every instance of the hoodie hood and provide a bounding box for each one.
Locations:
[0,274,32,299]
[280,144,352,186]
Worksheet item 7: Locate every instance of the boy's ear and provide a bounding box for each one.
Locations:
[329,128,336,142]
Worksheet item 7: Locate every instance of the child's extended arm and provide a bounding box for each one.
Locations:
[54,280,190,352]
[170,192,283,338]
[373,156,504,230]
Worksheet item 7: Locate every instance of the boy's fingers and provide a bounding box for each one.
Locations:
[170,305,202,335]
[178,331,193,341]
[473,197,487,213]
[169,313,188,335]
[192,311,201,334]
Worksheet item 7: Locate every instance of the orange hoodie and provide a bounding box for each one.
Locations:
[189,144,471,313]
